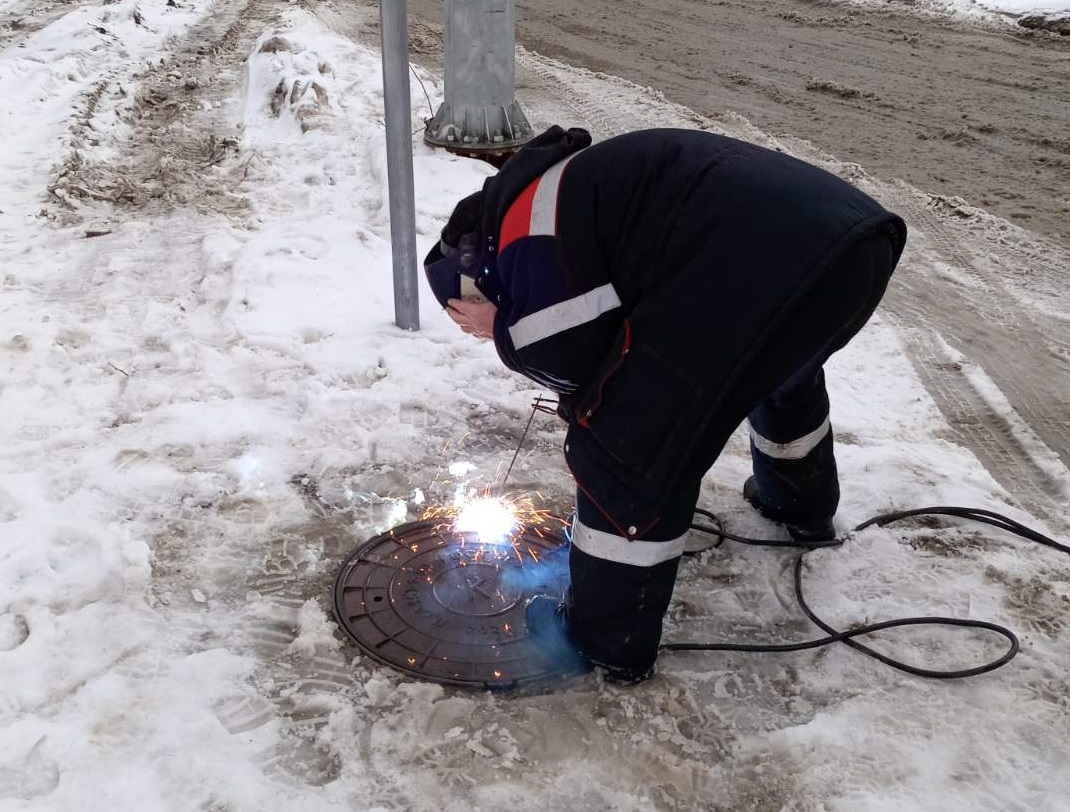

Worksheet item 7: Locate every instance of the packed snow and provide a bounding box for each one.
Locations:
[858,0,1070,19]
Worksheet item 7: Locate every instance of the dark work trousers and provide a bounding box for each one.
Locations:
[568,232,898,674]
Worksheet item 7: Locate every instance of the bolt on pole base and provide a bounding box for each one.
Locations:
[425,0,534,165]
[424,100,533,164]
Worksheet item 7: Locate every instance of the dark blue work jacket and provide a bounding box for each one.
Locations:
[477,127,907,537]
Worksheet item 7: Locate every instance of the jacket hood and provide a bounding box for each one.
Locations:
[481,126,593,239]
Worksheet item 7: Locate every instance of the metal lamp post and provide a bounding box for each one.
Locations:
[380,0,534,330]
[424,0,532,162]
[381,0,420,331]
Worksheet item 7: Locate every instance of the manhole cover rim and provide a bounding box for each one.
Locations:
[333,518,570,689]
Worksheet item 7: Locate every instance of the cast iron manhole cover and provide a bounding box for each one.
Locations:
[333,518,571,689]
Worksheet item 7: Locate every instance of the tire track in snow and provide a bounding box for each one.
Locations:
[878,186,1070,534]
[47,0,285,226]
[0,0,219,235]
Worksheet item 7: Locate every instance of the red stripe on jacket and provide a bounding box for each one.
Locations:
[498,178,540,254]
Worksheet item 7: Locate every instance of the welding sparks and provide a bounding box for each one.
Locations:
[453,496,518,541]
[421,481,560,549]
[416,457,571,563]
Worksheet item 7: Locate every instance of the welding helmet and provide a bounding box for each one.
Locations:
[424,232,490,307]
[424,190,505,308]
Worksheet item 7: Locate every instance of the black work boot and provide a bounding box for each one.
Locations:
[524,596,655,685]
[524,596,592,678]
[743,476,837,543]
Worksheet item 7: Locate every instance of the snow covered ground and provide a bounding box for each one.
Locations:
[854,0,1070,20]
[935,0,1067,15]
[1,1,1068,811]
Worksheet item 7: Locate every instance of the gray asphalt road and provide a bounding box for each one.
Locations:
[410,0,1070,250]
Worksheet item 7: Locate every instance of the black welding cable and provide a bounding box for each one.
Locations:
[662,505,1066,678]
[515,396,1051,678]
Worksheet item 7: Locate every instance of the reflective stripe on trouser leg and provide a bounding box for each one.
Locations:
[748,367,839,521]
[565,494,689,674]
[571,518,686,565]
[749,415,829,460]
